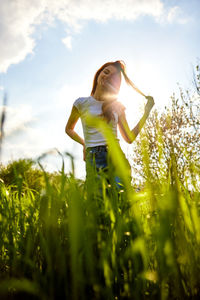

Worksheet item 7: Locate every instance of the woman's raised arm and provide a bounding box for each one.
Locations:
[118,96,154,144]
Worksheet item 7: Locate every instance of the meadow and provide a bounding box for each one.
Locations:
[0,69,200,299]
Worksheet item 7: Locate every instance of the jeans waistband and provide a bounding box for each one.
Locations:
[86,145,108,153]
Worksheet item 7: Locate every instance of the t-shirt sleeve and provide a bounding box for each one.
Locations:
[73,98,82,114]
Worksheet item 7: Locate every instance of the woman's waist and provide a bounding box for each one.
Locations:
[86,145,108,153]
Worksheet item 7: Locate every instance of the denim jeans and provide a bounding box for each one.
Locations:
[85,145,122,189]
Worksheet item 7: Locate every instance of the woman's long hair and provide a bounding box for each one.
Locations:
[91,60,144,122]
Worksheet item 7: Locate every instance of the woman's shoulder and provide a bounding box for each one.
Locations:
[112,101,126,116]
[73,96,91,107]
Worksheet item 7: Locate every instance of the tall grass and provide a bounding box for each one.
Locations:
[0,116,200,299]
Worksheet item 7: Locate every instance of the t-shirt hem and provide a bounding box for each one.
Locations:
[85,143,107,149]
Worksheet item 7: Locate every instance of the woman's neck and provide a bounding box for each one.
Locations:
[92,87,116,102]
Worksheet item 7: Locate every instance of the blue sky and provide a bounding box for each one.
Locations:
[0,0,200,178]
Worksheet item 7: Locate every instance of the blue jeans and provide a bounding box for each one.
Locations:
[85,145,122,189]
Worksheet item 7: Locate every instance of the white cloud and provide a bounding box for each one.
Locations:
[0,104,38,161]
[0,0,167,72]
[53,0,164,23]
[0,104,51,162]
[0,0,191,73]
[62,35,72,50]
[0,0,46,72]
[167,6,189,24]
[0,104,35,137]
[167,6,179,23]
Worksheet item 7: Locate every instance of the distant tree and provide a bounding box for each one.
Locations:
[193,64,200,96]
[131,64,200,189]
[0,158,45,192]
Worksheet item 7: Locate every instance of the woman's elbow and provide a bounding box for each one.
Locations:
[65,126,68,134]
[65,126,71,136]
[125,135,137,144]
[127,139,134,144]
[123,136,133,144]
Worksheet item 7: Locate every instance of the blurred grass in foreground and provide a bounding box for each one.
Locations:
[0,121,200,300]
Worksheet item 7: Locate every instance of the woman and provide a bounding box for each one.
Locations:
[65,60,154,187]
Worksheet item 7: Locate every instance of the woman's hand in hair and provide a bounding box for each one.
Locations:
[145,96,155,114]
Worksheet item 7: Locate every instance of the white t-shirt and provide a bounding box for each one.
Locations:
[73,96,124,148]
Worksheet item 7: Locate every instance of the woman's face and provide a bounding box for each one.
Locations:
[97,65,121,94]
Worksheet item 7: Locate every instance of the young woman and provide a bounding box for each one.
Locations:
[65,60,154,187]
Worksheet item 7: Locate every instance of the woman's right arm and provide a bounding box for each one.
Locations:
[65,105,86,160]
[65,105,85,147]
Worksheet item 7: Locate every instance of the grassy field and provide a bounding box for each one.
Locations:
[1,74,200,299]
[0,121,200,300]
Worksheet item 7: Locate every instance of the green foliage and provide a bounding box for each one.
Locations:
[0,159,46,192]
[131,79,200,189]
[0,138,199,300]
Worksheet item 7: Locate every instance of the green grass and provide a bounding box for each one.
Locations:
[1,62,200,299]
[0,132,200,300]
